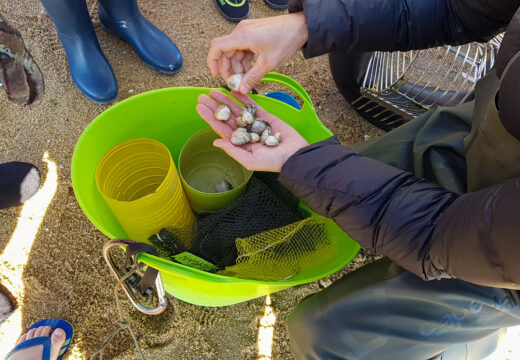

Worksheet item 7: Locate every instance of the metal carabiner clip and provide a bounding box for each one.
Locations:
[103,239,167,315]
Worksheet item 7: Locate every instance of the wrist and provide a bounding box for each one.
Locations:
[278,141,308,172]
[290,12,309,49]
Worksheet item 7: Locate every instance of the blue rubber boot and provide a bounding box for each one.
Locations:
[40,0,118,104]
[98,0,183,74]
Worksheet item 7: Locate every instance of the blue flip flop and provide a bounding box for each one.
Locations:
[5,319,74,360]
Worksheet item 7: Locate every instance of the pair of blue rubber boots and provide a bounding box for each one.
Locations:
[41,0,183,103]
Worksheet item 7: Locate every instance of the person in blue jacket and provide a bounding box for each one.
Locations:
[39,0,183,104]
[202,1,520,359]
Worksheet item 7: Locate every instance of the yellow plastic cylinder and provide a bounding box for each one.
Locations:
[95,138,195,242]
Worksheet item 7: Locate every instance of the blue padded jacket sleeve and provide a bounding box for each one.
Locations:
[288,0,517,58]
[279,137,520,289]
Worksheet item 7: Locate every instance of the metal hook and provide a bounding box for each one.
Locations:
[103,239,167,315]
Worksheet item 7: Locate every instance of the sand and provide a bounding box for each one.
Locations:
[0,0,382,359]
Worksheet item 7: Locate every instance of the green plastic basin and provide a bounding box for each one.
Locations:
[71,73,360,307]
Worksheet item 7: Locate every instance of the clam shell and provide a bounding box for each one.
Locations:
[240,109,254,125]
[250,120,270,135]
[274,132,283,143]
[235,116,248,128]
[237,127,248,132]
[214,179,233,193]
[261,128,272,144]
[265,135,279,147]
[231,129,251,145]
[250,133,260,143]
[226,74,243,91]
[214,104,231,121]
[244,104,257,117]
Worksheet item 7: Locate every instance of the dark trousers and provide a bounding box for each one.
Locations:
[288,258,520,360]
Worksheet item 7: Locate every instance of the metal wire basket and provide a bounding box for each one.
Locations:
[351,34,503,131]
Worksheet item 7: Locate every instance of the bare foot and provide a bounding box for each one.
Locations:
[9,326,66,360]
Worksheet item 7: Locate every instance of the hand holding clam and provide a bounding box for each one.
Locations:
[226,74,243,92]
[196,89,309,172]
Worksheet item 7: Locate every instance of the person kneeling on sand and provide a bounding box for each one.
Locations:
[202,1,520,359]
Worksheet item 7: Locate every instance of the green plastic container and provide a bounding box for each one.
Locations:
[178,128,253,213]
[71,72,360,307]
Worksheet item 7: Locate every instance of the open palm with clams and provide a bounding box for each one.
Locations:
[196,90,309,172]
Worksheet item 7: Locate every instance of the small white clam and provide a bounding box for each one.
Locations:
[240,108,254,125]
[250,120,270,135]
[250,133,260,143]
[264,135,279,147]
[235,116,248,128]
[214,104,231,121]
[214,179,233,193]
[274,132,283,143]
[231,129,251,145]
[226,74,243,91]
[244,104,257,117]
[261,128,272,144]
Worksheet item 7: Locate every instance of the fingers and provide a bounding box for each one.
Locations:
[220,51,255,85]
[219,54,233,80]
[229,90,260,109]
[202,89,296,143]
[242,52,254,74]
[196,103,234,139]
[208,38,224,77]
[208,34,249,77]
[213,139,257,171]
[231,51,245,75]
[208,57,219,77]
[207,90,292,137]
[208,90,243,114]
[241,56,272,94]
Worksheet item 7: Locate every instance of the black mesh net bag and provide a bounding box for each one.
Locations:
[148,172,337,281]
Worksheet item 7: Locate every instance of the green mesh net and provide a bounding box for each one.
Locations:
[219,216,337,281]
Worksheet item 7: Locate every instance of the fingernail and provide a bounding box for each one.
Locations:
[241,83,251,94]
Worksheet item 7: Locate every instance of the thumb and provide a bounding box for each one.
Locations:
[241,56,272,94]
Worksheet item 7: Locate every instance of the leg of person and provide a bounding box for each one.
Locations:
[213,0,250,22]
[288,258,520,360]
[264,0,289,10]
[330,50,472,192]
[0,288,13,326]
[328,51,374,104]
[0,162,41,210]
[98,0,183,74]
[39,0,118,103]
[345,98,473,193]
[0,14,44,105]
[5,319,73,360]
[329,50,411,132]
